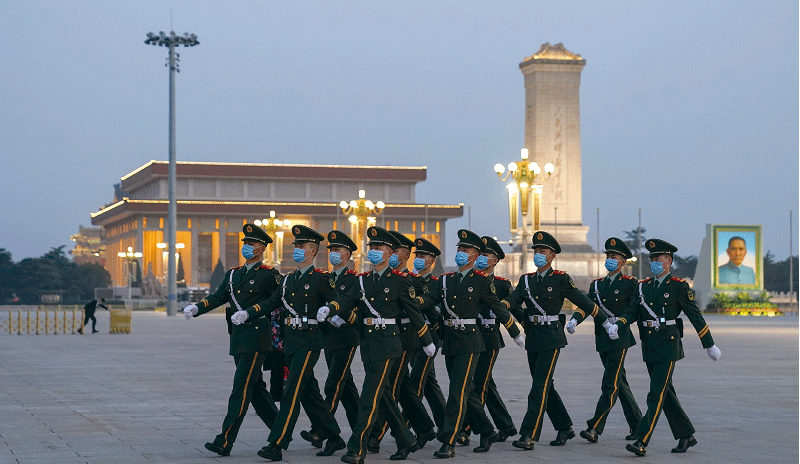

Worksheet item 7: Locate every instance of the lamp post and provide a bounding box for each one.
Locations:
[339,190,385,272]
[117,247,143,301]
[494,148,555,271]
[255,211,291,267]
[144,30,199,316]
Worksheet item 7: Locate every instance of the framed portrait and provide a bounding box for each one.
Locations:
[712,225,762,290]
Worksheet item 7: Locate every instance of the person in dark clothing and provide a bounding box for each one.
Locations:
[79,298,107,333]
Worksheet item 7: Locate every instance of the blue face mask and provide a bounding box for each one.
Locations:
[605,258,619,272]
[241,244,255,260]
[389,253,400,268]
[455,251,470,267]
[293,248,306,263]
[368,249,385,265]
[329,251,342,266]
[650,261,664,276]
[533,253,548,268]
[474,255,489,270]
[413,257,426,271]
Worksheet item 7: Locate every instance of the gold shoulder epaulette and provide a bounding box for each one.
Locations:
[474,270,488,277]
[553,270,566,275]
[314,268,329,274]
[391,269,408,276]
[494,276,509,281]
[670,276,685,282]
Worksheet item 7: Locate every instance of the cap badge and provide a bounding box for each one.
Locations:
[294,226,300,235]
[246,225,252,233]
[537,232,543,240]
[482,238,487,244]
[648,241,655,248]
[330,232,337,239]
[610,238,616,245]
[461,231,467,239]
[370,229,377,237]
[417,239,422,246]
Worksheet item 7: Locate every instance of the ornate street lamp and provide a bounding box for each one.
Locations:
[494,148,555,269]
[254,211,291,267]
[339,190,385,272]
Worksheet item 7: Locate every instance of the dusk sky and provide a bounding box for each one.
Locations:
[1,1,797,264]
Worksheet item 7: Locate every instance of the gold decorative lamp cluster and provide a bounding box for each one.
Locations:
[339,190,385,271]
[255,211,291,266]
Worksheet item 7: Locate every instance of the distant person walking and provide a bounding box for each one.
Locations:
[79,298,107,334]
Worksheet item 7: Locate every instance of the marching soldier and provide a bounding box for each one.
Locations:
[407,237,447,444]
[367,231,437,452]
[417,229,524,459]
[232,225,344,461]
[317,226,436,464]
[501,231,608,451]
[301,230,361,448]
[459,235,519,451]
[182,223,281,457]
[576,237,642,444]
[606,238,722,457]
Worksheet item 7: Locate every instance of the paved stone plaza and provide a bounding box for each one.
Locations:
[0,312,796,463]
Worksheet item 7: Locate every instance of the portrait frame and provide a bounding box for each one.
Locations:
[712,225,762,290]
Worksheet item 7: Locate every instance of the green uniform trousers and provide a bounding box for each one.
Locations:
[411,349,446,429]
[586,348,641,434]
[323,346,360,430]
[372,349,435,440]
[471,348,514,431]
[212,352,277,451]
[438,352,482,444]
[635,361,695,445]
[519,349,573,441]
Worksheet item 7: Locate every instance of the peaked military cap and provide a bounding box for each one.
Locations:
[243,223,273,245]
[291,224,324,244]
[456,229,486,252]
[414,237,441,257]
[367,226,400,248]
[645,238,678,256]
[481,236,505,260]
[389,230,415,250]
[326,230,357,252]
[531,230,561,254]
[604,237,632,259]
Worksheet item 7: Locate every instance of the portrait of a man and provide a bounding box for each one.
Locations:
[718,236,755,284]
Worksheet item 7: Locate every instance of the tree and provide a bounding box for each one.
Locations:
[209,259,225,291]
[0,248,13,302]
[623,227,647,257]
[176,253,186,287]
[763,251,799,293]
[672,254,698,279]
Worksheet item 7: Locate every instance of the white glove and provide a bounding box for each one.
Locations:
[602,319,612,330]
[566,318,577,334]
[183,304,198,320]
[317,306,330,322]
[330,315,346,328]
[423,343,436,357]
[514,335,525,348]
[707,345,721,361]
[606,323,619,340]
[231,310,249,325]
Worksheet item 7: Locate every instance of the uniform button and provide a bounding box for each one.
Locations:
[370,298,374,301]
[648,330,652,334]
[453,296,457,299]
[237,290,240,293]
[671,336,675,340]
[292,293,295,296]
[602,299,606,302]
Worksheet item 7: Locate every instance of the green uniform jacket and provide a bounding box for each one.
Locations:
[616,275,715,363]
[397,268,422,351]
[196,264,282,356]
[410,272,443,348]
[586,275,637,352]
[479,276,515,350]
[329,269,433,364]
[503,268,605,354]
[324,268,360,351]
[418,269,521,357]
[245,266,339,357]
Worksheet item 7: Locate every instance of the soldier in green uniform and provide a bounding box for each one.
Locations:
[459,235,520,452]
[606,238,722,457]
[407,237,447,446]
[317,226,435,464]
[417,229,523,459]
[301,230,360,449]
[367,231,437,453]
[232,225,344,461]
[182,223,281,457]
[575,237,642,444]
[501,231,608,452]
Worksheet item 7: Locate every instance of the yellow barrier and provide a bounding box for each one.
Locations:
[2,307,83,335]
[109,308,132,334]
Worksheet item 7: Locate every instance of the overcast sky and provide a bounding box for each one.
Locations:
[1,1,797,264]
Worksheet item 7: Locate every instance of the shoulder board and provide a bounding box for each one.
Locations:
[670,276,685,282]
[357,271,370,276]
[391,269,408,276]
[231,265,243,270]
[640,277,653,283]
[474,270,488,277]
[553,270,566,275]
[592,277,603,282]
[494,276,509,281]
[523,272,536,276]
[313,268,329,274]
[430,275,440,281]
[346,270,357,275]
[622,274,637,280]
[259,265,272,270]
[444,271,457,276]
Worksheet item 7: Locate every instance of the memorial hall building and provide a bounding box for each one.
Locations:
[91,161,463,288]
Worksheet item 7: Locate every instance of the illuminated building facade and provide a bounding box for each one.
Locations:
[91,161,463,288]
